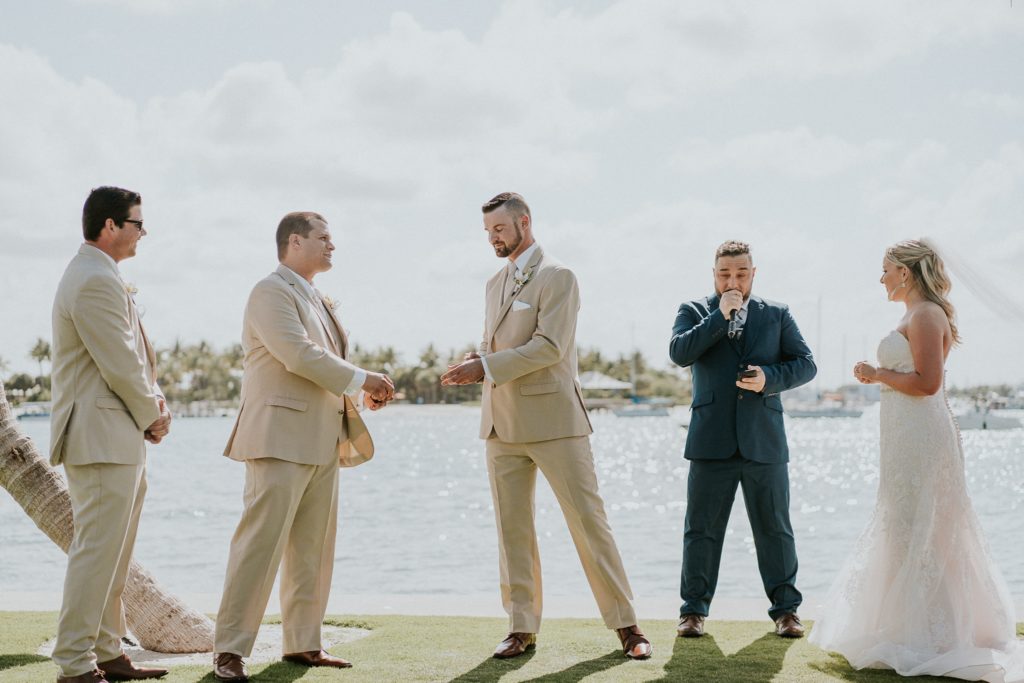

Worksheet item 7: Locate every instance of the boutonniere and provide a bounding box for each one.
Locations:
[123,281,138,299]
[511,267,534,296]
[322,295,339,312]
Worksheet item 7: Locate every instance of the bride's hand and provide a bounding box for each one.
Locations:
[854,361,879,384]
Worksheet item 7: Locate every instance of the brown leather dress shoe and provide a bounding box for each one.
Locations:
[96,654,167,681]
[282,650,352,668]
[616,625,653,659]
[213,652,248,682]
[492,632,536,659]
[774,613,805,638]
[57,670,108,683]
[677,614,705,638]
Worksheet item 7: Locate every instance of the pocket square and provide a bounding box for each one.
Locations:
[512,300,532,312]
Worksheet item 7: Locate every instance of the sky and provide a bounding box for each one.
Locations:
[1,0,1022,389]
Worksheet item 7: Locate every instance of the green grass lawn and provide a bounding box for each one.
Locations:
[3,612,1021,682]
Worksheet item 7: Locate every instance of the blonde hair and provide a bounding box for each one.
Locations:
[885,238,961,344]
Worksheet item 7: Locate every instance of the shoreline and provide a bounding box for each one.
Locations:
[7,591,1023,622]
[0,591,803,621]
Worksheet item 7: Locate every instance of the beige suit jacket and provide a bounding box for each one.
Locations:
[224,265,373,467]
[50,244,162,466]
[479,247,593,442]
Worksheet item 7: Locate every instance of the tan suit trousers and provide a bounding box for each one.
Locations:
[53,463,147,677]
[486,435,636,633]
[215,458,339,657]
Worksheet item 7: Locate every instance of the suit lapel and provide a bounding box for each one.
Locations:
[275,265,336,346]
[321,297,348,358]
[120,281,156,384]
[740,296,766,356]
[491,247,544,334]
[138,319,157,384]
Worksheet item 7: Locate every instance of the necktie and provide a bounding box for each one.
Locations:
[500,264,517,305]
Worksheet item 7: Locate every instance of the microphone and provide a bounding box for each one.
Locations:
[727,303,741,339]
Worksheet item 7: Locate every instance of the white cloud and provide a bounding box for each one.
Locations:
[1,1,1023,388]
[70,0,249,15]
[953,89,1024,117]
[672,127,894,178]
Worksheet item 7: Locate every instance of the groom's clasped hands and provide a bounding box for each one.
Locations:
[362,371,395,410]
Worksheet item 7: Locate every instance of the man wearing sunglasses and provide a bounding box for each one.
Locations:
[50,186,172,683]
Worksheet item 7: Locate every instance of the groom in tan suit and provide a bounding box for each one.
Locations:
[50,186,172,683]
[212,211,393,682]
[442,192,651,660]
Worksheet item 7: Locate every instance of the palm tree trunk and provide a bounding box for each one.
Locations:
[0,383,214,653]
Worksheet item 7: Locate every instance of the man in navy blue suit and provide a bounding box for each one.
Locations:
[669,240,816,639]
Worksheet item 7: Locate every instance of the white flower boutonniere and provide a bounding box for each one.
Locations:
[511,267,534,296]
[123,281,138,301]
[322,295,339,312]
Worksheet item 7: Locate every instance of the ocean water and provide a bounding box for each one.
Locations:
[2,405,1023,605]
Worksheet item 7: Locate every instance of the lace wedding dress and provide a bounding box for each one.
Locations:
[810,331,1023,682]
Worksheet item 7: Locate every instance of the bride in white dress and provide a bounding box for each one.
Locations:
[810,239,1023,682]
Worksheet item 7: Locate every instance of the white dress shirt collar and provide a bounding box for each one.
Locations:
[281,264,320,302]
[509,242,539,276]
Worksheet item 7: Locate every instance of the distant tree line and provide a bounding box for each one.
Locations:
[2,338,691,407]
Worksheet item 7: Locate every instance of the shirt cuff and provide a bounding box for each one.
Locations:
[345,368,366,396]
[480,356,494,384]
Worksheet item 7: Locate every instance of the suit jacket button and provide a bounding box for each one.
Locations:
[738,394,744,400]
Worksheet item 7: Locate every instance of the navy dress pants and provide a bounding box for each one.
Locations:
[680,453,801,620]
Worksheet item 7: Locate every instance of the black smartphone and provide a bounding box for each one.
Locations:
[737,368,758,380]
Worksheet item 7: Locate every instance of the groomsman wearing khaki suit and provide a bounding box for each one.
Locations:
[441,192,652,660]
[50,186,172,683]
[212,211,393,682]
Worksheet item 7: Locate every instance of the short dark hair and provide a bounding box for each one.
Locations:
[82,186,141,241]
[276,211,326,260]
[715,240,751,262]
[481,192,531,221]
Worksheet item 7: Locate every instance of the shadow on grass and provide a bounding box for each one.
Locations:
[449,648,535,682]
[810,651,948,682]
[193,660,311,683]
[0,653,50,671]
[520,650,627,682]
[657,632,795,682]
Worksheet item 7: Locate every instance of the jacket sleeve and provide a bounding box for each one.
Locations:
[669,301,729,368]
[71,274,161,431]
[484,268,579,386]
[761,306,817,395]
[247,280,361,396]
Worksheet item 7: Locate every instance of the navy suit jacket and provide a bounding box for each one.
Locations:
[669,294,816,463]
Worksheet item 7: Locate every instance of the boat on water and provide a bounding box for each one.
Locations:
[612,404,670,418]
[955,408,1022,430]
[787,405,864,418]
[13,402,51,419]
